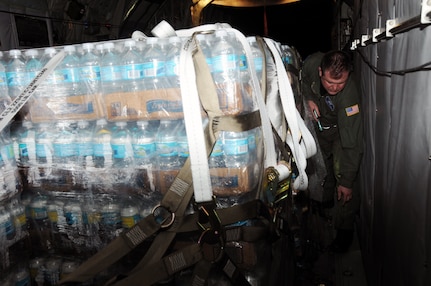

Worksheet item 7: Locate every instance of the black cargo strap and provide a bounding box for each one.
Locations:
[107,244,203,286]
[108,201,272,286]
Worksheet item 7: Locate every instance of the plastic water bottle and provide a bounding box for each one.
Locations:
[56,45,81,97]
[75,120,94,169]
[100,42,123,94]
[176,120,189,167]
[111,121,133,168]
[0,51,11,113]
[99,195,122,242]
[0,128,18,199]
[211,30,242,115]
[92,119,112,169]
[208,137,225,168]
[38,47,58,98]
[46,195,66,249]
[165,36,182,89]
[60,259,80,281]
[35,122,54,167]
[156,119,180,171]
[28,194,52,250]
[141,37,167,91]
[8,197,27,235]
[121,196,141,229]
[24,49,43,84]
[0,126,17,167]
[52,120,77,169]
[44,257,62,286]
[247,37,264,85]
[222,130,250,168]
[0,205,16,241]
[120,39,145,93]
[63,198,85,239]
[79,42,101,96]
[29,256,46,286]
[6,49,27,100]
[132,120,156,169]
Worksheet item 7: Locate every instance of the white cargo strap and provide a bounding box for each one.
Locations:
[227,28,278,169]
[0,50,65,132]
[179,36,213,203]
[264,38,317,190]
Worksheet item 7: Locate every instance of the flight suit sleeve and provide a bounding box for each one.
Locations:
[300,52,322,101]
[337,79,363,188]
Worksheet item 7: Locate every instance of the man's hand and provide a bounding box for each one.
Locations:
[337,185,353,205]
[307,100,320,121]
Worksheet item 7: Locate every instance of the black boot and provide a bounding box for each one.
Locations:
[329,229,353,253]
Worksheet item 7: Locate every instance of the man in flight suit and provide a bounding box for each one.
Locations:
[301,50,363,253]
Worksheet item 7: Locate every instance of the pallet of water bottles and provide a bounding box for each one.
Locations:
[0,28,266,196]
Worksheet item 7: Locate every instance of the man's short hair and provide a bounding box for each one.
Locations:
[320,50,353,79]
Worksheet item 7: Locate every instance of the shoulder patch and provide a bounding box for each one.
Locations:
[345,104,359,116]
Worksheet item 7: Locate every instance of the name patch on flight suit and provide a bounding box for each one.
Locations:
[345,104,359,116]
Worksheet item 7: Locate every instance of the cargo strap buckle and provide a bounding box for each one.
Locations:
[196,199,225,262]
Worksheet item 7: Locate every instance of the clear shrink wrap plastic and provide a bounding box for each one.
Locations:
[0,27,304,284]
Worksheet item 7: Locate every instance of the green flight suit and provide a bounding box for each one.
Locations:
[301,52,363,230]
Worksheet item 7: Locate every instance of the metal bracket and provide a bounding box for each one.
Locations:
[421,0,431,24]
[372,28,386,42]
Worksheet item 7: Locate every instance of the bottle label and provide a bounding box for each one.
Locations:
[223,138,248,155]
[2,144,15,160]
[165,59,179,77]
[157,141,178,156]
[93,143,108,157]
[53,143,76,157]
[0,71,7,87]
[18,143,34,158]
[122,63,144,80]
[178,140,189,158]
[6,71,27,87]
[31,207,48,220]
[48,210,59,223]
[212,54,238,73]
[133,142,156,158]
[101,65,122,82]
[121,214,140,228]
[210,140,223,157]
[77,142,93,156]
[254,57,263,72]
[79,66,101,81]
[0,215,15,238]
[112,144,129,159]
[142,60,166,77]
[239,54,248,71]
[36,143,49,158]
[65,210,81,226]
[101,211,121,226]
[59,67,80,84]
[15,212,27,228]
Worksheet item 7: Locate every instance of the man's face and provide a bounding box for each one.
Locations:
[319,67,349,95]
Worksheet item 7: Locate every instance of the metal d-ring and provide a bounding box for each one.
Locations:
[151,204,175,229]
[198,229,224,263]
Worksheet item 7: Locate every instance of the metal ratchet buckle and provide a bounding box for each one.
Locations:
[151,204,175,229]
[196,199,225,262]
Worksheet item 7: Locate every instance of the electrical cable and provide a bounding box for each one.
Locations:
[357,49,431,77]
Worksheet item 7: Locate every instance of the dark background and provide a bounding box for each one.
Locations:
[202,0,336,59]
